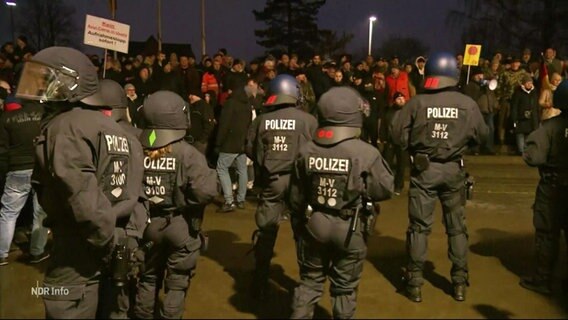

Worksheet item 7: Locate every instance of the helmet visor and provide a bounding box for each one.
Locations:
[15,61,79,102]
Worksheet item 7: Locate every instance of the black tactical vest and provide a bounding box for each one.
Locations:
[305,155,353,211]
[143,151,179,215]
[260,117,299,174]
[97,131,131,205]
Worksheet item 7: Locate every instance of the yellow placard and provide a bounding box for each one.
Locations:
[463,44,482,66]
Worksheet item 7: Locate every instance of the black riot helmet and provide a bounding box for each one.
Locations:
[15,46,105,106]
[99,79,129,122]
[140,91,190,149]
[554,80,568,111]
[314,86,364,145]
[263,74,302,107]
[423,51,460,90]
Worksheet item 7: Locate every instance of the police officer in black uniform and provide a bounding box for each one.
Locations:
[519,80,568,295]
[133,91,218,319]
[246,74,318,299]
[15,46,143,319]
[391,52,488,303]
[288,86,394,319]
[96,79,149,319]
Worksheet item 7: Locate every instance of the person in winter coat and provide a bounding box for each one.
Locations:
[511,75,539,154]
[215,86,252,212]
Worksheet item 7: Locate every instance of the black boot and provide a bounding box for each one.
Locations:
[405,285,422,303]
[519,276,552,295]
[402,268,422,303]
[452,282,467,302]
[250,271,269,300]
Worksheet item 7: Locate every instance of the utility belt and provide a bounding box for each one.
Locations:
[305,201,378,245]
[149,207,179,219]
[262,167,291,177]
[307,204,356,220]
[540,168,568,185]
[411,153,463,172]
[150,205,205,234]
[258,170,290,187]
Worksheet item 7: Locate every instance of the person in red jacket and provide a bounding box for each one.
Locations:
[386,64,412,102]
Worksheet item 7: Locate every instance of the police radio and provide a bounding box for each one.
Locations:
[112,240,154,287]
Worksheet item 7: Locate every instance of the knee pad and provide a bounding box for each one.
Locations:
[330,286,354,297]
[445,212,468,237]
[139,274,158,284]
[407,223,430,235]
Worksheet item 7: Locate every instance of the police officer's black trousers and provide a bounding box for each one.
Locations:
[291,214,367,319]
[406,162,468,286]
[98,276,132,319]
[97,228,140,319]
[43,234,108,319]
[530,180,568,281]
[253,174,290,288]
[44,282,100,319]
[134,215,201,319]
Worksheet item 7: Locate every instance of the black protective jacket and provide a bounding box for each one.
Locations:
[246,104,318,175]
[143,140,218,225]
[523,114,568,170]
[289,132,394,216]
[391,89,488,161]
[116,119,148,238]
[33,106,144,285]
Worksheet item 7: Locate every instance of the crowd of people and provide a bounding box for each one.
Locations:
[2,37,567,162]
[0,35,567,319]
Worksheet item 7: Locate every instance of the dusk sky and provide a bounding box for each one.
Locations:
[2,0,465,61]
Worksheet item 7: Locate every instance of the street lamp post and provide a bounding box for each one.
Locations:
[157,0,162,52]
[201,0,206,57]
[6,1,16,43]
[368,16,377,56]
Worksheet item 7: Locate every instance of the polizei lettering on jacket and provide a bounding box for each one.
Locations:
[427,107,459,119]
[104,134,130,154]
[143,157,176,171]
[308,157,350,173]
[265,119,296,130]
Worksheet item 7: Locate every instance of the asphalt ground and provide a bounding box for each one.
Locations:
[1,154,567,319]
